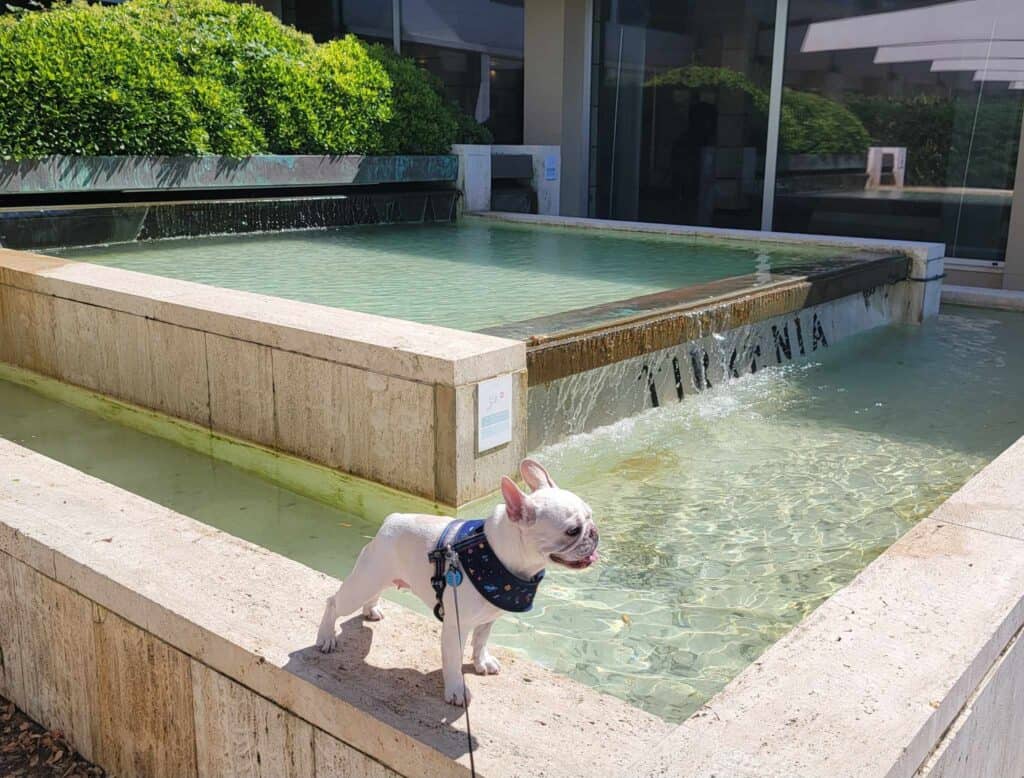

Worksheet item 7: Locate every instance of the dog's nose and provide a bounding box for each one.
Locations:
[588,525,599,543]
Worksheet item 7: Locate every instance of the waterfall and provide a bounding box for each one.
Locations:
[528,283,911,449]
[1,192,458,251]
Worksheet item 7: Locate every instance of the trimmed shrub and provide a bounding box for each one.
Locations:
[366,43,459,154]
[365,44,495,150]
[0,0,488,159]
[0,4,215,157]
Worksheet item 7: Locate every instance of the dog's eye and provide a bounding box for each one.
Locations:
[565,525,582,537]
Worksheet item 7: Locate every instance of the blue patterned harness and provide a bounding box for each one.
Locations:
[428,519,545,621]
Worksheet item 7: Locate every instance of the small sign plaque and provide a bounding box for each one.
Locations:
[544,155,559,181]
[477,375,513,452]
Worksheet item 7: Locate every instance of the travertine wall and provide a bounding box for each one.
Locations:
[0,552,399,778]
[0,248,526,506]
[918,625,1024,778]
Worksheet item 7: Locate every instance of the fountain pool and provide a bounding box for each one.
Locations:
[2,304,1020,723]
[56,217,852,332]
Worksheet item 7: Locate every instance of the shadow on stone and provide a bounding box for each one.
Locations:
[283,615,477,762]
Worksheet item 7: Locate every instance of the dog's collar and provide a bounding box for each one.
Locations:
[428,519,545,621]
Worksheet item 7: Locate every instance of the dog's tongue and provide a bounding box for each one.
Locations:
[586,550,600,565]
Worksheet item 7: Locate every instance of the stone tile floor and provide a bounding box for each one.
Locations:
[0,697,104,777]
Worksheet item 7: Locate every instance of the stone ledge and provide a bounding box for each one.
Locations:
[0,155,458,195]
[474,211,946,265]
[942,284,1024,313]
[0,248,525,387]
[0,439,671,777]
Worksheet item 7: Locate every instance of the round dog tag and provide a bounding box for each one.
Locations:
[446,568,463,587]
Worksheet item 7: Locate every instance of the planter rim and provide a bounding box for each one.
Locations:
[0,153,459,195]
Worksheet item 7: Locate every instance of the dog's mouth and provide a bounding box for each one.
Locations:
[549,550,599,569]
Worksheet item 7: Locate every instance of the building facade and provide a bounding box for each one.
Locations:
[263,0,1024,289]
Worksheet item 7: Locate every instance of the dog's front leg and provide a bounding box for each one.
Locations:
[441,618,472,706]
[472,621,501,675]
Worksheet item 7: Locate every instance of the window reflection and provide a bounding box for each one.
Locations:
[591,0,777,229]
[775,0,1024,261]
[281,0,525,144]
[401,0,524,143]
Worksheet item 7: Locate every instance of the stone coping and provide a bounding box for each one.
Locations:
[500,254,910,386]
[472,211,946,267]
[0,155,458,195]
[0,248,523,387]
[636,435,1024,777]
[942,284,1024,312]
[484,253,899,343]
[0,439,672,777]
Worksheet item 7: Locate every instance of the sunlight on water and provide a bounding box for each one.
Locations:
[491,306,1024,720]
[56,218,835,331]
[1,307,1022,722]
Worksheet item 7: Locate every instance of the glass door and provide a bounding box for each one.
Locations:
[591,0,778,229]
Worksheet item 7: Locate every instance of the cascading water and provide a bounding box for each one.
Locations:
[0,192,458,251]
[528,282,911,448]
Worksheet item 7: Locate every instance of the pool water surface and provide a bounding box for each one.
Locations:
[1,306,1020,722]
[57,218,842,331]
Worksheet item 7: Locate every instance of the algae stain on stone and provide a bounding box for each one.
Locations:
[0,362,446,521]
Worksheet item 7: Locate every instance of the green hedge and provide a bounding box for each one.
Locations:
[0,0,488,159]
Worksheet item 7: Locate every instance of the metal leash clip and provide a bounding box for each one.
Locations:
[444,545,463,587]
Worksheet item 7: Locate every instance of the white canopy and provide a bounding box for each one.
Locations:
[802,0,1023,89]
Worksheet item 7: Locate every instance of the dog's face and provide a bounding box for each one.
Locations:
[501,459,599,570]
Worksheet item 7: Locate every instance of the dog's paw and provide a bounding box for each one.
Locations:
[362,605,384,622]
[444,684,472,707]
[474,653,501,675]
[317,632,337,653]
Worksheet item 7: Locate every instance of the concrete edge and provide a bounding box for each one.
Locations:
[634,434,1024,778]
[0,154,459,194]
[0,248,525,387]
[471,211,946,264]
[520,255,911,385]
[0,439,673,778]
[913,620,1024,776]
[942,284,1024,312]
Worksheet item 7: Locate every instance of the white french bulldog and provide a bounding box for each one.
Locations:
[316,458,599,706]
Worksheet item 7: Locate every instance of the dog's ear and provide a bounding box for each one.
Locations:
[520,458,557,492]
[501,476,535,524]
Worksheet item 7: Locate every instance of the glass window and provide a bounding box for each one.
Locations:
[590,0,778,229]
[774,0,1024,261]
[283,0,392,45]
[401,0,524,143]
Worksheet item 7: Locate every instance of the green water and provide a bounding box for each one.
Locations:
[1,306,1021,722]
[57,218,838,331]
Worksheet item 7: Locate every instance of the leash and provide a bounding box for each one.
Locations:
[442,543,477,778]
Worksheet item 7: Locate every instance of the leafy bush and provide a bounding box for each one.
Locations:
[779,90,872,156]
[366,43,459,154]
[646,65,871,155]
[0,0,488,159]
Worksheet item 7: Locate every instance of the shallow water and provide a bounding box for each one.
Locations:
[1,306,1021,722]
[499,306,1024,720]
[56,218,836,331]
